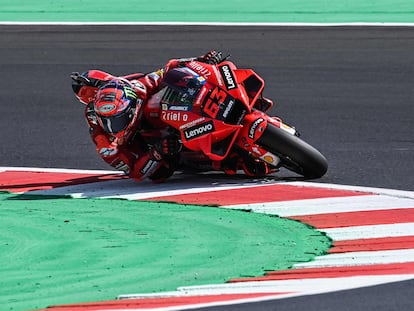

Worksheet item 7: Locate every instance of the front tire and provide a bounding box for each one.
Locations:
[257,124,328,179]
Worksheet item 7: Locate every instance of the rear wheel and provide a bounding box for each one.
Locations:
[257,124,328,179]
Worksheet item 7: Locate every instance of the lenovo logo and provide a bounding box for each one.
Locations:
[219,65,237,90]
[184,121,215,140]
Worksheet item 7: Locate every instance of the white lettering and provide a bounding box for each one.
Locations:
[140,160,158,176]
[221,65,236,89]
[169,105,189,111]
[249,118,265,139]
[179,117,206,130]
[161,111,188,122]
[222,99,234,118]
[188,61,211,78]
[184,123,213,139]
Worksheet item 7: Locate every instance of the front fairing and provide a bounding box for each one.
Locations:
[159,60,267,161]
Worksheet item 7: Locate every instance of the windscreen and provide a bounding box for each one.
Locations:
[161,67,206,108]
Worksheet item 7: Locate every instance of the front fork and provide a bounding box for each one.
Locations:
[236,110,297,167]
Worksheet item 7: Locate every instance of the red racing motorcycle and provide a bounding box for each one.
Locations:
[144,58,328,179]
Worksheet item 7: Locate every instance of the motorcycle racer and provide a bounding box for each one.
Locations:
[70,51,225,182]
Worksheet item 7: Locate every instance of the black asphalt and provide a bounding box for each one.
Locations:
[0,25,413,310]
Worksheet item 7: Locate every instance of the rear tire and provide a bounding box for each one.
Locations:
[257,124,328,179]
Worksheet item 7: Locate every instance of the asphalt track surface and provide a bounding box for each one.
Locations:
[1,25,413,310]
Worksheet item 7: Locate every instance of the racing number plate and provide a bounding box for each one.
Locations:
[201,87,235,122]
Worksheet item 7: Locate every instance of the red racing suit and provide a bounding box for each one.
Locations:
[72,62,183,182]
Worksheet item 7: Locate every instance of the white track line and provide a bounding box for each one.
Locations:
[295,249,414,268]
[0,166,118,175]
[225,195,414,217]
[2,22,414,27]
[119,274,414,301]
[323,223,414,241]
[289,181,414,199]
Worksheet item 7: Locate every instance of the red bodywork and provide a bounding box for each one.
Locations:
[143,60,289,167]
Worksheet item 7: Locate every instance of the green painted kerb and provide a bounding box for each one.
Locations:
[1,0,414,23]
[0,192,331,311]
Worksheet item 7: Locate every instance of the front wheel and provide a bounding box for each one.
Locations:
[257,124,328,179]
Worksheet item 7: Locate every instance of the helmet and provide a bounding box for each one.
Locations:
[94,79,142,138]
[71,70,115,104]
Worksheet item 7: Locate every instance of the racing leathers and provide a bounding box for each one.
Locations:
[71,51,224,182]
[72,68,179,182]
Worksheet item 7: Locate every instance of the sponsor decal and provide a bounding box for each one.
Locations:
[161,111,189,122]
[197,76,206,83]
[184,120,215,140]
[168,105,189,111]
[219,65,237,90]
[248,118,265,139]
[123,86,137,99]
[98,103,116,114]
[179,117,206,130]
[222,99,235,118]
[140,159,158,176]
[188,61,211,78]
[262,153,280,166]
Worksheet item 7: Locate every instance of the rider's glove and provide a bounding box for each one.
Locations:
[197,50,224,65]
[71,71,106,88]
[71,72,92,86]
[150,136,182,160]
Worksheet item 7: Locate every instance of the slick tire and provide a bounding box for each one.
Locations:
[257,123,328,179]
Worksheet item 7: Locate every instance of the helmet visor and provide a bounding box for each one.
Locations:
[99,107,134,134]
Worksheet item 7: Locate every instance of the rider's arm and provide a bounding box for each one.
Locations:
[85,103,134,174]
[124,69,164,98]
[129,135,180,182]
[85,103,175,182]
[163,50,224,71]
[71,70,115,104]
[126,50,223,97]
